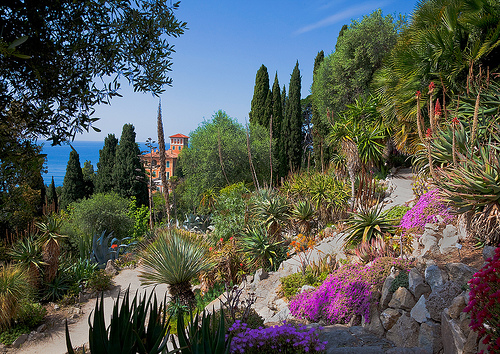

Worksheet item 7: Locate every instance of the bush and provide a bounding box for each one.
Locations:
[464,246,500,353]
[280,272,327,300]
[385,205,411,224]
[87,270,113,292]
[0,325,29,345]
[15,300,46,328]
[389,270,409,293]
[0,264,32,329]
[212,182,249,241]
[228,321,326,354]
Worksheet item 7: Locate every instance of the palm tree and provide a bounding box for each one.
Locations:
[36,217,66,283]
[139,228,214,308]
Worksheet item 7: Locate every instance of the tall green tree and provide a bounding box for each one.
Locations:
[271,73,284,184]
[95,134,118,193]
[1,1,186,146]
[285,61,303,173]
[60,149,85,209]
[82,160,95,199]
[113,124,148,206]
[47,176,58,212]
[249,65,271,127]
[311,10,402,127]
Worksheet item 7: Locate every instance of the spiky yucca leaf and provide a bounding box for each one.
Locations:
[0,264,32,330]
[344,203,396,246]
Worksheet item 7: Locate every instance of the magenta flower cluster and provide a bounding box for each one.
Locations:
[464,246,500,353]
[227,321,327,353]
[289,264,371,324]
[399,189,453,235]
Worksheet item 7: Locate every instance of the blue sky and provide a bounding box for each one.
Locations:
[74,0,418,143]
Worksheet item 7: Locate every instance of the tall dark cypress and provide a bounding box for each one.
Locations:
[157,101,170,222]
[271,73,284,183]
[95,134,118,193]
[82,160,95,198]
[278,85,288,179]
[311,50,329,171]
[249,65,270,127]
[286,61,303,172]
[113,124,148,206]
[47,176,59,212]
[60,149,85,209]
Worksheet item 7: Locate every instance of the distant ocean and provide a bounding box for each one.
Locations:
[41,141,169,186]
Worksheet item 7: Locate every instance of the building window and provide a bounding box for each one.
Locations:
[172,146,175,150]
[167,172,170,179]
[167,161,170,168]
[152,171,156,177]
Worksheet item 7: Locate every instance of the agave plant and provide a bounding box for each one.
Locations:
[36,216,67,283]
[251,195,289,237]
[0,264,32,330]
[8,234,46,288]
[344,203,396,246]
[92,230,133,268]
[139,228,214,308]
[238,226,283,270]
[291,200,315,235]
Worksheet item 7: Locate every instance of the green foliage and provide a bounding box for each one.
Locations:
[15,300,46,329]
[60,149,85,210]
[212,182,249,241]
[8,234,45,284]
[87,270,113,292]
[344,203,395,246]
[63,258,98,289]
[385,205,411,224]
[42,274,71,302]
[283,61,303,174]
[250,65,271,127]
[95,134,118,194]
[280,271,327,300]
[0,264,32,330]
[113,124,149,206]
[82,160,95,198]
[389,270,409,293]
[251,191,289,236]
[238,226,283,270]
[46,176,59,212]
[128,197,150,240]
[0,325,29,345]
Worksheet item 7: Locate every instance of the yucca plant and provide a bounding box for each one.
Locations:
[344,203,395,246]
[252,195,289,237]
[8,234,46,288]
[239,226,283,270]
[0,264,32,330]
[36,216,67,283]
[139,228,214,308]
[291,200,315,235]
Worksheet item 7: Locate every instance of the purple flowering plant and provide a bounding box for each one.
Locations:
[289,257,413,325]
[227,320,327,353]
[399,189,453,236]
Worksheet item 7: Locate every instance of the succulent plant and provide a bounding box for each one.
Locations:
[92,231,133,268]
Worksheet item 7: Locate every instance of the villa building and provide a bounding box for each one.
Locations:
[141,133,189,193]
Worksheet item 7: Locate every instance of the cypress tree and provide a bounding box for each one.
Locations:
[47,176,59,212]
[60,149,85,209]
[286,61,303,172]
[278,85,288,179]
[271,73,285,183]
[82,160,95,198]
[113,124,148,206]
[249,65,270,127]
[95,134,118,193]
[311,50,330,171]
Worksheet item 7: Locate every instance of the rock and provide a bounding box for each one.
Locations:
[463,329,479,354]
[408,268,431,300]
[105,260,118,275]
[380,272,396,308]
[299,285,315,293]
[482,245,496,262]
[36,323,47,332]
[362,303,385,337]
[265,306,290,324]
[458,312,471,338]
[420,229,439,257]
[445,263,478,288]
[53,304,60,310]
[441,308,466,354]
[410,295,431,323]
[448,295,466,320]
[424,223,439,232]
[386,348,432,354]
[439,225,460,254]
[386,312,420,348]
[253,268,268,283]
[426,281,462,322]
[318,326,359,348]
[424,265,446,291]
[388,287,416,311]
[418,320,442,353]
[11,333,28,348]
[380,308,402,331]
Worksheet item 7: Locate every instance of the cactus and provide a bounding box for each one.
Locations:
[91,231,134,268]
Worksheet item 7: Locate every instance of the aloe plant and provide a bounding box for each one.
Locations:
[92,231,133,268]
[344,203,395,246]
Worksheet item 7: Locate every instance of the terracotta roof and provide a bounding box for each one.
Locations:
[169,133,189,138]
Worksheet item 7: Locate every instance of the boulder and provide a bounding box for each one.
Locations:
[380,308,402,331]
[482,245,496,262]
[424,265,446,291]
[448,295,466,320]
[445,263,478,288]
[105,260,118,275]
[426,281,462,322]
[408,268,431,300]
[386,312,420,348]
[410,295,431,323]
[299,285,315,293]
[441,308,466,354]
[418,320,442,354]
[419,227,439,256]
[362,302,385,337]
[12,333,28,348]
[439,225,460,254]
[253,268,268,283]
[463,330,479,354]
[265,306,290,324]
[380,271,396,309]
[388,287,416,311]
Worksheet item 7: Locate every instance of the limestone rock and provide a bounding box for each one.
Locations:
[388,287,416,311]
[410,295,430,323]
[463,328,479,354]
[445,263,478,288]
[386,312,420,348]
[448,295,466,320]
[427,281,462,322]
[424,265,446,291]
[265,306,290,324]
[299,284,315,293]
[253,268,268,283]
[105,259,118,275]
[380,308,402,331]
[439,225,460,254]
[418,321,442,353]
[380,273,396,309]
[408,268,431,300]
[441,308,466,354]
[419,226,439,256]
[362,303,385,337]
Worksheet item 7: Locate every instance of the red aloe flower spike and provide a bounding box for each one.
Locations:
[428,81,435,93]
[426,128,432,138]
[416,91,421,98]
[434,99,442,116]
[452,116,460,124]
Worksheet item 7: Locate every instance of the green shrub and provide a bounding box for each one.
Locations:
[87,270,113,291]
[389,270,410,293]
[211,182,249,241]
[0,324,29,345]
[15,300,46,328]
[280,271,328,300]
[384,205,411,224]
[42,274,71,302]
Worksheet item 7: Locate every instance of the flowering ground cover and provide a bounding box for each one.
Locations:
[289,257,413,325]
